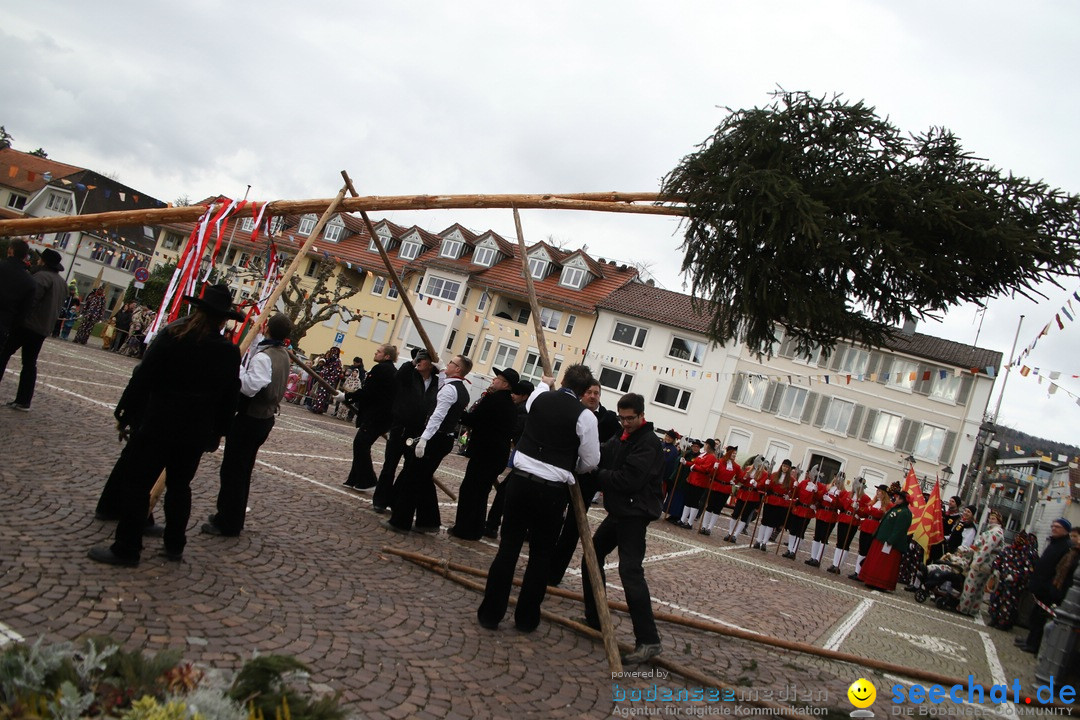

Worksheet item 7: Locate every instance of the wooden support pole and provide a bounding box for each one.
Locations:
[510,206,622,673]
[339,171,439,363]
[0,192,684,237]
[238,184,349,355]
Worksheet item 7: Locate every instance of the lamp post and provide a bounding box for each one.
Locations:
[940,465,954,496]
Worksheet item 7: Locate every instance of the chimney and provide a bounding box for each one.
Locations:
[901,319,917,336]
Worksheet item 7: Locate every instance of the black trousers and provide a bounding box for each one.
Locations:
[786,514,811,539]
[858,529,875,556]
[834,522,859,551]
[485,475,508,535]
[705,491,729,514]
[95,439,157,527]
[549,472,599,585]
[214,414,275,534]
[346,423,384,488]
[0,327,46,406]
[732,497,759,522]
[110,430,204,560]
[478,472,568,631]
[582,514,660,646]
[388,433,453,530]
[372,425,408,509]
[453,449,509,539]
[813,519,836,544]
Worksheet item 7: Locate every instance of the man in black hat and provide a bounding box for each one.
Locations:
[0,239,35,351]
[203,312,294,537]
[0,247,68,411]
[89,284,242,566]
[449,366,519,540]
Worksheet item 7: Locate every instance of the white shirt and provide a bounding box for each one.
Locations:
[513,385,600,485]
[420,376,465,441]
[240,349,274,398]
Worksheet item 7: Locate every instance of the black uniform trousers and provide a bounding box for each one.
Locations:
[478,472,569,631]
[95,439,157,527]
[582,514,661,646]
[387,433,453,530]
[372,425,408,510]
[110,430,204,560]
[213,414,275,534]
[345,422,384,489]
[548,471,599,585]
[0,326,46,406]
[453,450,508,539]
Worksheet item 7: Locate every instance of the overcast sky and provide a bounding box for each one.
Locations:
[4,1,1078,448]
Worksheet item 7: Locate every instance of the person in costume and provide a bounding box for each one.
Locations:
[859,489,913,591]
[723,454,766,544]
[986,531,1038,630]
[827,476,863,574]
[849,483,891,579]
[956,509,1005,615]
[805,472,844,568]
[698,444,741,536]
[677,438,718,529]
[756,458,794,552]
[782,466,819,559]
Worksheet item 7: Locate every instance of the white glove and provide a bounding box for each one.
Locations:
[713,462,719,470]
[334,391,346,402]
[882,543,892,555]
[414,438,427,458]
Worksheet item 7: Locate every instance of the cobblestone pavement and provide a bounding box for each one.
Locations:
[0,339,1070,719]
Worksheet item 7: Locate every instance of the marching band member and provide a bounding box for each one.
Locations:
[806,473,844,567]
[699,445,741,536]
[677,438,717,529]
[828,477,864,574]
[756,459,794,551]
[783,465,819,559]
[724,455,766,543]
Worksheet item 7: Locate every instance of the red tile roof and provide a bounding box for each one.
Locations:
[0,148,83,196]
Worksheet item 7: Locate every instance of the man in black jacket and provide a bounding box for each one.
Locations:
[579,392,664,664]
[450,367,519,540]
[0,240,34,352]
[1016,518,1074,653]
[342,344,399,490]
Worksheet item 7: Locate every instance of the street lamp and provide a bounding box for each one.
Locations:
[940,465,954,495]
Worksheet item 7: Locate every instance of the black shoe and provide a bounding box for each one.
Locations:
[201,522,238,537]
[1014,637,1030,647]
[142,523,165,538]
[903,584,918,592]
[477,615,499,630]
[698,528,711,536]
[414,524,440,534]
[372,505,387,514]
[724,534,736,543]
[782,551,795,559]
[514,622,538,633]
[679,521,692,529]
[342,481,359,489]
[483,528,498,539]
[383,520,410,534]
[158,549,183,562]
[1018,645,1036,654]
[827,566,841,574]
[805,558,820,568]
[621,643,662,664]
[848,572,860,580]
[575,616,601,631]
[759,545,768,552]
[88,546,138,567]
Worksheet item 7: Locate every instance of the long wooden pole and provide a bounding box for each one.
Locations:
[237,185,348,355]
[0,192,683,237]
[510,206,622,673]
[339,171,439,363]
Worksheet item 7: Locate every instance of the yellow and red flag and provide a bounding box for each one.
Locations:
[909,475,946,561]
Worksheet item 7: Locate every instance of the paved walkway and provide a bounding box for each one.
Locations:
[0,339,1067,718]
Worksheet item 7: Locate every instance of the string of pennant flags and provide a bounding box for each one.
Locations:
[4,164,167,206]
[1010,285,1080,367]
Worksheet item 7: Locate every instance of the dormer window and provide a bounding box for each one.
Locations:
[298,215,316,236]
[269,216,283,235]
[240,218,255,232]
[46,192,72,213]
[440,238,463,259]
[473,246,496,267]
[370,232,391,252]
[528,257,549,280]
[400,241,420,260]
[560,266,587,289]
[323,218,344,242]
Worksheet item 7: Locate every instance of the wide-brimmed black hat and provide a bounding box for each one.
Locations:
[41,248,64,271]
[182,284,244,321]
[494,367,520,387]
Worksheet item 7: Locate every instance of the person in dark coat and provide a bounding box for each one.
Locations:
[0,248,68,411]
[0,239,35,351]
[88,284,242,566]
[371,348,439,512]
[859,490,913,591]
[483,379,533,539]
[1016,518,1075,653]
[341,344,398,490]
[580,392,664,665]
[112,301,135,353]
[450,367,519,540]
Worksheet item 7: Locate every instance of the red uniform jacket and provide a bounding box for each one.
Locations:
[836,491,860,527]
[815,484,844,522]
[686,452,718,489]
[857,495,890,533]
[791,477,819,519]
[736,466,767,502]
[763,470,795,508]
[711,457,742,493]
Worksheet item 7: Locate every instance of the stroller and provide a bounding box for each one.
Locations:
[912,562,964,610]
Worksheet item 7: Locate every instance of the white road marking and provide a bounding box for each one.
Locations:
[823,597,873,651]
[0,621,24,648]
[979,631,1018,719]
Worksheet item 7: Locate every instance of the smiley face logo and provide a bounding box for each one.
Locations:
[847,678,876,708]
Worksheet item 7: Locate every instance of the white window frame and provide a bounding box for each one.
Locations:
[473,245,496,267]
[560,266,586,289]
[240,218,255,232]
[822,398,855,434]
[440,238,463,259]
[528,256,548,279]
[564,314,576,336]
[930,373,961,403]
[371,276,386,295]
[889,359,919,391]
[539,307,562,332]
[522,350,561,384]
[914,423,948,462]
[861,467,888,490]
[6,193,27,210]
[462,334,475,357]
[355,316,374,338]
[46,192,72,213]
[869,411,903,449]
[763,440,793,466]
[399,241,420,260]
[372,319,390,343]
[793,343,822,366]
[599,366,633,393]
[667,335,706,365]
[387,283,399,300]
[839,347,870,375]
[493,341,518,370]
[479,336,494,363]
[162,232,181,250]
[424,275,461,302]
[738,376,768,411]
[654,382,692,412]
[776,386,808,421]
[477,291,489,312]
[298,215,316,236]
[611,321,648,349]
[323,220,343,242]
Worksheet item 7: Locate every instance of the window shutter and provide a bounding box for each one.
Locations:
[913,364,933,395]
[956,375,973,405]
[812,395,830,427]
[778,336,796,359]
[867,352,885,382]
[940,431,957,464]
[729,374,745,403]
[860,409,878,441]
[830,347,845,371]
[897,419,918,454]
[847,405,865,437]
[764,381,782,413]
[801,391,819,423]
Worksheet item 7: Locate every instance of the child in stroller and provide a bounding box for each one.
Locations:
[913,546,974,610]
